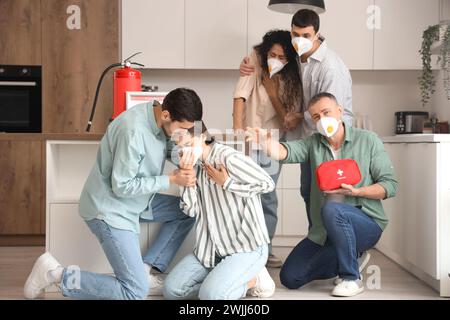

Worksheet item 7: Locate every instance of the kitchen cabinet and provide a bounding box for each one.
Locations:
[48,203,149,273]
[373,0,440,69]
[273,164,309,247]
[380,143,438,277]
[281,189,309,236]
[121,0,441,70]
[247,0,292,54]
[320,0,374,70]
[185,0,247,69]
[0,136,43,235]
[378,135,450,297]
[45,140,194,287]
[0,0,41,65]
[121,0,185,69]
[42,0,119,134]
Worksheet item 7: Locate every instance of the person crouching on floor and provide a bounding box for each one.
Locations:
[163,122,277,300]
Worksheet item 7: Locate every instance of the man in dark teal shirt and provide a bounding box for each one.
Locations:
[25,88,202,300]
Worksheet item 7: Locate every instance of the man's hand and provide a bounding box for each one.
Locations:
[239,56,255,76]
[244,127,273,145]
[204,163,229,186]
[324,183,361,197]
[169,168,196,187]
[244,127,287,161]
[284,111,303,131]
[262,75,280,98]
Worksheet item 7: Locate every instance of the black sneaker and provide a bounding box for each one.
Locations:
[266,253,283,268]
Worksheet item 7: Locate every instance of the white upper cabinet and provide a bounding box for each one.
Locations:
[320,0,374,70]
[121,0,185,69]
[247,0,293,54]
[121,0,441,70]
[185,0,247,69]
[373,0,440,70]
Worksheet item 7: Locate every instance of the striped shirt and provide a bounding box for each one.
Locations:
[180,143,274,268]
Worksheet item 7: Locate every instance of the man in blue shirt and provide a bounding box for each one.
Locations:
[24,88,202,300]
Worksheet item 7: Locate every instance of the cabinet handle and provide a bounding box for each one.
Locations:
[0,81,37,86]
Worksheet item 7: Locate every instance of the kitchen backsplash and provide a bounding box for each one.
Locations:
[142,69,428,137]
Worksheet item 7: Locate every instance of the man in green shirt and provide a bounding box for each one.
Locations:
[246,92,397,297]
[24,88,202,300]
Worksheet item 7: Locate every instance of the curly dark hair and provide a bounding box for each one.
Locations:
[254,29,302,112]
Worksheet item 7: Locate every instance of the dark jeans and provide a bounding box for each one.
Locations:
[254,150,282,254]
[300,162,312,228]
[280,202,382,289]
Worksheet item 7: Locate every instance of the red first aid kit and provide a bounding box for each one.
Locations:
[316,159,362,191]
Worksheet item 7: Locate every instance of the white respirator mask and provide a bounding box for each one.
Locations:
[267,58,286,78]
[291,36,314,57]
[316,116,340,138]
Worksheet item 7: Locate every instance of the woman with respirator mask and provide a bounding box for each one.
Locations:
[232,29,303,269]
[163,122,277,300]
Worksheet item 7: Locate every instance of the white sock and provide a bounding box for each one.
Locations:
[143,263,151,275]
[47,266,64,283]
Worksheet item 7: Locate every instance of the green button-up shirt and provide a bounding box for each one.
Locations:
[79,102,172,234]
[281,125,398,245]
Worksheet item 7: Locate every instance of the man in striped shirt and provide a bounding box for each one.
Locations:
[163,125,277,300]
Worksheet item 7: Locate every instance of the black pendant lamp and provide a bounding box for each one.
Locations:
[268,0,326,14]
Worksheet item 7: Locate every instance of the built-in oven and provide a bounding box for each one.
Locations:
[0,65,42,133]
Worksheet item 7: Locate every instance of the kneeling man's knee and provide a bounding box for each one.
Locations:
[321,202,343,225]
[280,264,308,289]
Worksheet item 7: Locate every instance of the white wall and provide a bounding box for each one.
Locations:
[351,70,428,136]
[142,69,429,137]
[142,69,238,132]
[431,71,450,121]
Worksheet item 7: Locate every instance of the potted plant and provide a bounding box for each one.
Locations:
[419,23,450,106]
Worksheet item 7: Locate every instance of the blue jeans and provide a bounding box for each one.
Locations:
[252,150,282,254]
[280,202,382,289]
[141,194,195,273]
[163,245,268,300]
[61,194,194,300]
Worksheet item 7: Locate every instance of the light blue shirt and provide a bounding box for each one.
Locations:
[299,40,353,136]
[79,102,171,234]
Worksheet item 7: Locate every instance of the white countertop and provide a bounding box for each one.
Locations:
[382,134,450,143]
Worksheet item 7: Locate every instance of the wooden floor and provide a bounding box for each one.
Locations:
[0,246,444,300]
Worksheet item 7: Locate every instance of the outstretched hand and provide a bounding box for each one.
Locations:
[244,127,273,144]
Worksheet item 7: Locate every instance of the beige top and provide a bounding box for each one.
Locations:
[233,50,303,140]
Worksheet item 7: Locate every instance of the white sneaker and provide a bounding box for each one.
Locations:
[331,279,364,297]
[334,251,371,285]
[24,252,62,299]
[148,273,164,296]
[248,267,275,298]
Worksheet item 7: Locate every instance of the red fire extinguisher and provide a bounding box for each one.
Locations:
[113,65,141,119]
[86,52,144,132]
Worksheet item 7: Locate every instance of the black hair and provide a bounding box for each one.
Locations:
[254,29,302,111]
[162,88,203,122]
[188,120,215,145]
[292,9,320,33]
[308,92,338,109]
